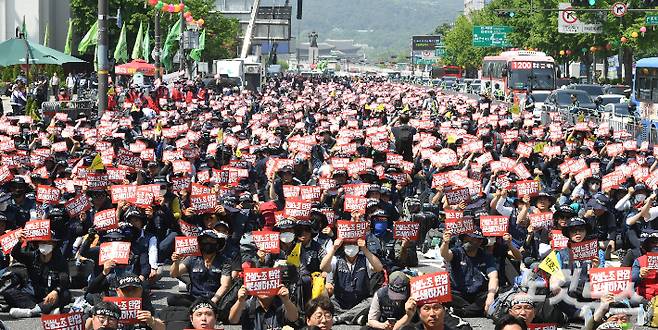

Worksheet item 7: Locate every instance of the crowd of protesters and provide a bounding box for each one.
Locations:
[0,72,650,330]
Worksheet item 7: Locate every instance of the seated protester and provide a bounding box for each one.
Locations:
[0,214,12,270]
[296,219,328,306]
[365,209,398,271]
[168,230,234,307]
[303,296,334,330]
[111,274,164,329]
[188,298,220,329]
[228,284,299,329]
[583,294,632,330]
[87,301,122,330]
[114,207,158,282]
[85,238,154,309]
[267,165,302,207]
[440,228,498,318]
[628,193,658,252]
[494,314,528,330]
[86,295,164,330]
[522,205,576,268]
[583,194,616,256]
[623,230,658,267]
[554,217,603,319]
[367,271,416,330]
[6,232,71,319]
[631,230,658,301]
[400,300,470,330]
[505,295,536,326]
[320,237,384,325]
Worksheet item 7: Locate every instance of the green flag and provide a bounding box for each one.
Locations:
[78,21,98,54]
[161,18,182,71]
[189,29,206,62]
[114,24,128,63]
[64,20,73,55]
[21,16,27,39]
[142,24,151,63]
[131,21,144,60]
[43,23,49,47]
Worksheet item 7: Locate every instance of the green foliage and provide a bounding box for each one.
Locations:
[70,0,240,64]
[439,0,658,75]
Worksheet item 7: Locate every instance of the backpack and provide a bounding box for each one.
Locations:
[488,285,522,323]
[216,276,243,323]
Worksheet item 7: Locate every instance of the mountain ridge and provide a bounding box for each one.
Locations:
[291,0,462,57]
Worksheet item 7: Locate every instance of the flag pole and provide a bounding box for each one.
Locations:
[98,0,109,115]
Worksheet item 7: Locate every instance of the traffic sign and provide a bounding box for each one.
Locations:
[647,15,658,25]
[562,7,577,24]
[611,2,627,17]
[472,26,512,47]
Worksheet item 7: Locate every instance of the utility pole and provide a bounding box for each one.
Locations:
[97,0,109,115]
[154,11,161,80]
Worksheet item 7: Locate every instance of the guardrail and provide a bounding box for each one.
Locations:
[539,107,656,144]
[41,99,96,121]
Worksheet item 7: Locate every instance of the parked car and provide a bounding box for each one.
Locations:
[595,94,625,110]
[603,84,629,95]
[530,90,551,118]
[543,89,597,112]
[565,84,605,97]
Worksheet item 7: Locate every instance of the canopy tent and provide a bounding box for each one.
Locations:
[115,59,156,76]
[0,38,86,66]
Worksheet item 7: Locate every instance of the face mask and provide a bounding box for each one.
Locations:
[636,194,647,203]
[38,244,53,255]
[373,221,388,238]
[280,232,295,243]
[462,241,478,252]
[199,243,218,255]
[344,245,359,258]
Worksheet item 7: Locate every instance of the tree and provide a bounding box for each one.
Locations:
[70,0,239,67]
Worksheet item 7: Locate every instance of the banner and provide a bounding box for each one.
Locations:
[284,198,313,220]
[190,193,217,214]
[393,222,420,240]
[569,239,598,261]
[252,231,281,254]
[602,171,626,191]
[24,220,51,241]
[94,208,118,231]
[41,312,84,330]
[648,252,658,270]
[343,195,368,214]
[179,220,200,237]
[410,272,452,305]
[244,267,282,296]
[102,297,142,325]
[444,187,470,205]
[336,220,368,242]
[64,194,91,217]
[174,236,201,257]
[98,241,131,265]
[110,185,137,204]
[480,215,509,237]
[445,217,475,235]
[515,180,540,198]
[550,230,568,250]
[589,267,632,298]
[529,212,553,229]
[0,229,20,254]
[36,185,61,204]
[300,186,322,201]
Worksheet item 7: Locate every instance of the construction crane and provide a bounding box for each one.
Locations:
[240,0,261,59]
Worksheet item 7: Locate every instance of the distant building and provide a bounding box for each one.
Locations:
[295,39,364,62]
[0,0,71,51]
[464,0,491,15]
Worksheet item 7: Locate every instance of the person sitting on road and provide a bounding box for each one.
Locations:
[188,298,220,329]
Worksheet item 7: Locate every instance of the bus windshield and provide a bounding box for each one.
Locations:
[508,62,555,90]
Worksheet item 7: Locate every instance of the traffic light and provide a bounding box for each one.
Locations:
[645,0,658,7]
[588,0,596,5]
[497,11,515,18]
